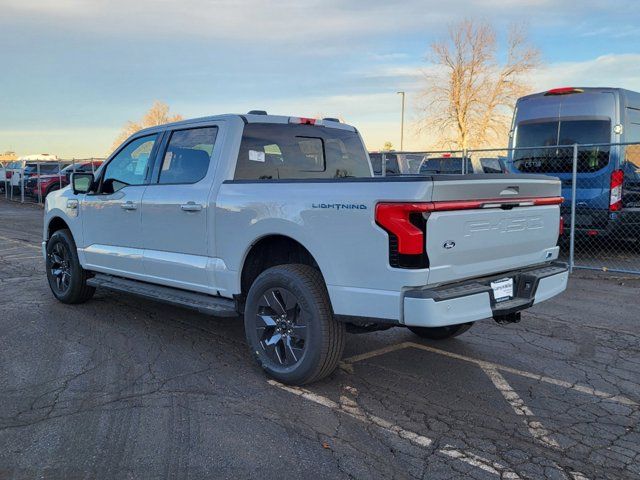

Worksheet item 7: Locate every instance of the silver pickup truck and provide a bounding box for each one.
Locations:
[43,112,568,384]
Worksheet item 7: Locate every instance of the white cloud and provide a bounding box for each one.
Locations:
[531,54,640,92]
[2,0,620,43]
[299,54,640,151]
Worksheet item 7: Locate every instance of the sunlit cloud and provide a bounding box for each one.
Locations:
[1,0,639,156]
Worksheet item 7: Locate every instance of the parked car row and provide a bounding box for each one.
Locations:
[2,160,103,199]
[369,152,507,176]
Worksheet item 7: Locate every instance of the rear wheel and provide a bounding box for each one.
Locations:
[407,323,473,340]
[244,264,345,385]
[46,229,95,304]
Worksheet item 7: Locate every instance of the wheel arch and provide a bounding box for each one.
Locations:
[239,234,328,299]
[47,216,71,240]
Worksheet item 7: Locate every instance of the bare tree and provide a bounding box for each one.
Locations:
[420,20,540,150]
[111,101,183,151]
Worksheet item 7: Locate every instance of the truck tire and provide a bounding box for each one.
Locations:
[244,264,345,385]
[46,229,95,304]
[407,323,473,340]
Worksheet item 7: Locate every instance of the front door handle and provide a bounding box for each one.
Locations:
[180,202,203,212]
[121,201,137,211]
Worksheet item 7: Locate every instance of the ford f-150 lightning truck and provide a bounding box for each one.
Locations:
[43,112,568,385]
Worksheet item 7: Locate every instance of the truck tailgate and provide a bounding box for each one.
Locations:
[426,175,562,284]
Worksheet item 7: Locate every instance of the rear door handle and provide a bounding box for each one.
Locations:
[180,202,203,212]
[121,201,137,211]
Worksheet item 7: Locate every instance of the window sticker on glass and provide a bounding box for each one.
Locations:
[249,150,266,162]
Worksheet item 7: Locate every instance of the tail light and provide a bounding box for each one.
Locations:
[609,169,624,211]
[289,117,317,125]
[545,87,584,96]
[559,216,564,237]
[376,203,431,269]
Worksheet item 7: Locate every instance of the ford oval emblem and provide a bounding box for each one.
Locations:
[443,240,456,249]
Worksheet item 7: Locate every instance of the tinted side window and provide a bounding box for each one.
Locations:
[369,154,382,175]
[385,154,400,174]
[40,164,60,174]
[480,158,504,174]
[419,157,471,174]
[102,134,157,193]
[235,124,371,180]
[159,127,218,184]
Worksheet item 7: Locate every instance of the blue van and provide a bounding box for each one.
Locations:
[508,87,640,238]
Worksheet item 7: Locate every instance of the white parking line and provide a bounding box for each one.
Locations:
[0,235,41,251]
[482,366,560,449]
[569,472,590,480]
[268,380,433,447]
[342,342,638,407]
[1,254,43,261]
[437,447,520,479]
[268,380,522,478]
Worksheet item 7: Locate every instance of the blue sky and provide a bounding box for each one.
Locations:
[1,0,639,157]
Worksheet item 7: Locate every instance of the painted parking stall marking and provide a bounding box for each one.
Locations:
[342,341,637,406]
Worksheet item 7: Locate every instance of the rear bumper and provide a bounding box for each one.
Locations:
[403,262,568,327]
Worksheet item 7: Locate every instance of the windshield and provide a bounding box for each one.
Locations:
[513,119,611,173]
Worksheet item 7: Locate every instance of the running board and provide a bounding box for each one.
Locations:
[87,274,238,317]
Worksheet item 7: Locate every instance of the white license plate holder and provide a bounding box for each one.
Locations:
[490,277,513,302]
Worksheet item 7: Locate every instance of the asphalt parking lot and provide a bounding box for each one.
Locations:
[1,198,639,480]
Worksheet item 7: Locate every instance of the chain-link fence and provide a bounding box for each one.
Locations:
[377,143,640,275]
[2,146,638,275]
[2,158,104,205]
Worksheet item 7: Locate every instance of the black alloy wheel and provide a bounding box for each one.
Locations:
[255,287,308,366]
[48,240,72,294]
[45,229,95,304]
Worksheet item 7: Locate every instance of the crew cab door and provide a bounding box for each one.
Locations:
[140,125,220,293]
[80,134,159,276]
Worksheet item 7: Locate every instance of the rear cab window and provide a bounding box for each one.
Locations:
[234,123,371,180]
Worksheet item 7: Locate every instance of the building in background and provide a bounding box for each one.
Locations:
[0,151,17,162]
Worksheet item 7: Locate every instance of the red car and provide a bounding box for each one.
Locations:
[25,161,102,199]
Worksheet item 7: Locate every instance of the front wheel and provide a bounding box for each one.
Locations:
[46,229,95,304]
[244,264,345,385]
[407,323,473,340]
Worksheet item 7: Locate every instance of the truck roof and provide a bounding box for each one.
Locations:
[18,154,59,161]
[518,87,640,103]
[136,113,356,136]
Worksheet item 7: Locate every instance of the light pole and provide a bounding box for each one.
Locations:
[397,91,405,151]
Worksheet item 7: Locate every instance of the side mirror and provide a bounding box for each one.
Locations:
[72,172,94,194]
